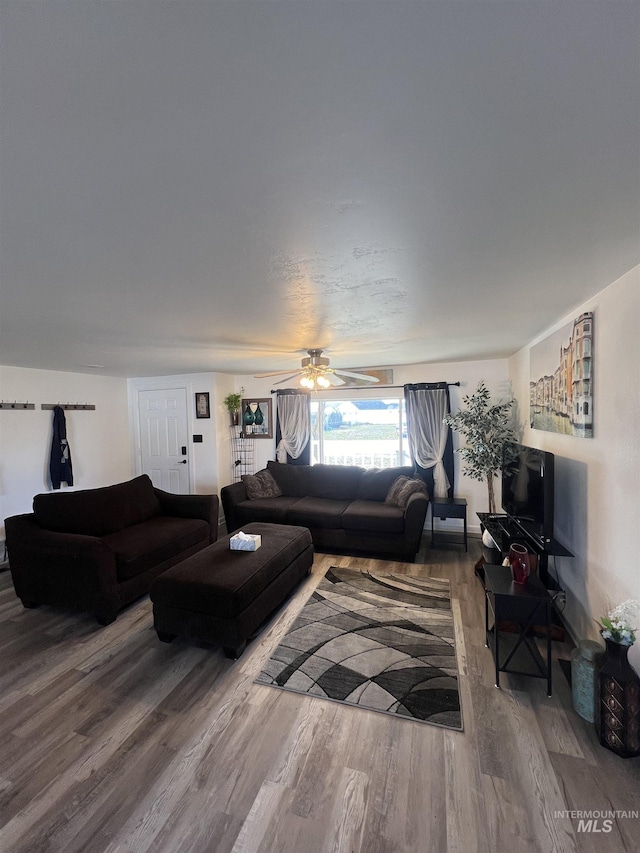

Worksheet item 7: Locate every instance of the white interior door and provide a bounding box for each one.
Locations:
[138,388,190,493]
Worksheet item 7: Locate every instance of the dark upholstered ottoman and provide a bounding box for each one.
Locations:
[150,522,313,658]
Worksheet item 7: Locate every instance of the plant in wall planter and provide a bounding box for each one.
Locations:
[223,389,244,426]
[444,381,519,514]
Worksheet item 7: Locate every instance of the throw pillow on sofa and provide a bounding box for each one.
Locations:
[385,475,427,508]
[242,469,283,500]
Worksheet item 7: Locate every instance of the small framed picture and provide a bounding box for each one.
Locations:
[195,392,210,419]
[240,397,273,439]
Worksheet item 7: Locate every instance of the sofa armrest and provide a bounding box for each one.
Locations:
[403,493,430,553]
[220,482,248,535]
[153,490,219,543]
[5,513,119,616]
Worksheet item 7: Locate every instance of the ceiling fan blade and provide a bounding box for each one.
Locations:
[334,369,380,383]
[253,370,301,378]
[326,372,345,386]
[272,372,302,385]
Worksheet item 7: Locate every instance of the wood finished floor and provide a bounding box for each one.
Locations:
[0,541,639,853]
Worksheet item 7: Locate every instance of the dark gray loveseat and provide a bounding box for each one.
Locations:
[221,461,429,562]
[5,475,219,625]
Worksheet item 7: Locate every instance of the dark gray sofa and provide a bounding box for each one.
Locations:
[220,461,429,562]
[5,475,219,625]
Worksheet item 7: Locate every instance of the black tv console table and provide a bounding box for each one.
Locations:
[477,513,572,589]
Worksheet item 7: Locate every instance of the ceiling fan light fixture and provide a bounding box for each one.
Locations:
[301,350,330,370]
[255,348,380,388]
[299,368,330,390]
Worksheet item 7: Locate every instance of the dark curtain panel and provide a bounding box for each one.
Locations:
[404,383,454,499]
[275,389,311,465]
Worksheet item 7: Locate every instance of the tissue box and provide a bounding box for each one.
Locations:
[230,532,262,551]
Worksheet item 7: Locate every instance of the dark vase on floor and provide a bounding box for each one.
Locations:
[598,638,640,758]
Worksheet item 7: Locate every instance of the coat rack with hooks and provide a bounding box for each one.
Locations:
[41,403,96,411]
[0,401,35,410]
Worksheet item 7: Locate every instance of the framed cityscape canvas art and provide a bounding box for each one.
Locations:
[530,311,593,437]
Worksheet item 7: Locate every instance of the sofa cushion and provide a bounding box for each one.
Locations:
[341,500,405,533]
[230,496,301,528]
[285,496,351,529]
[241,469,282,499]
[266,461,313,497]
[386,476,428,508]
[357,466,415,501]
[33,475,161,537]
[306,464,363,500]
[103,516,210,581]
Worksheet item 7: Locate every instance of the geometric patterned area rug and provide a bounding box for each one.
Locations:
[255,566,462,731]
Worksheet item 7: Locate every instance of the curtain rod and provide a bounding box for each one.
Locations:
[389,382,460,390]
[271,382,460,393]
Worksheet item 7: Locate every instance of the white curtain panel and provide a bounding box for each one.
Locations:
[276,394,310,462]
[406,387,451,498]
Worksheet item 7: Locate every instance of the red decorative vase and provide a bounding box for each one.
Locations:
[598,638,640,758]
[508,543,530,585]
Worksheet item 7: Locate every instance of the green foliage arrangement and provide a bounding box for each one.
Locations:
[222,388,244,415]
[443,381,519,513]
[223,390,243,414]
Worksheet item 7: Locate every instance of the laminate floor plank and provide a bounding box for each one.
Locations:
[230,780,294,853]
[548,752,637,853]
[443,725,493,853]
[0,726,91,821]
[0,668,86,739]
[0,542,639,853]
[498,687,579,853]
[478,773,541,853]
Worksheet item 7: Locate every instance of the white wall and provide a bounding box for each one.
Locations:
[509,265,640,671]
[128,373,235,500]
[236,358,511,532]
[0,365,131,539]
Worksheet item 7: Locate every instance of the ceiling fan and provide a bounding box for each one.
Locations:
[254,349,381,390]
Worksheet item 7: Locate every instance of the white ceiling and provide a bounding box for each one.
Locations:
[1,1,638,379]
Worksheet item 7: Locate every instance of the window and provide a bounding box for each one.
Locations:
[310,397,410,468]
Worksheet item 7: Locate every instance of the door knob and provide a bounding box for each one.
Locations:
[177,460,187,464]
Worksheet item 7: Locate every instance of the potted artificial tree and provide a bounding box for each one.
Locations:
[443,381,518,514]
[223,390,243,426]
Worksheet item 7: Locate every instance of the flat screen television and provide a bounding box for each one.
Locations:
[501,443,555,549]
